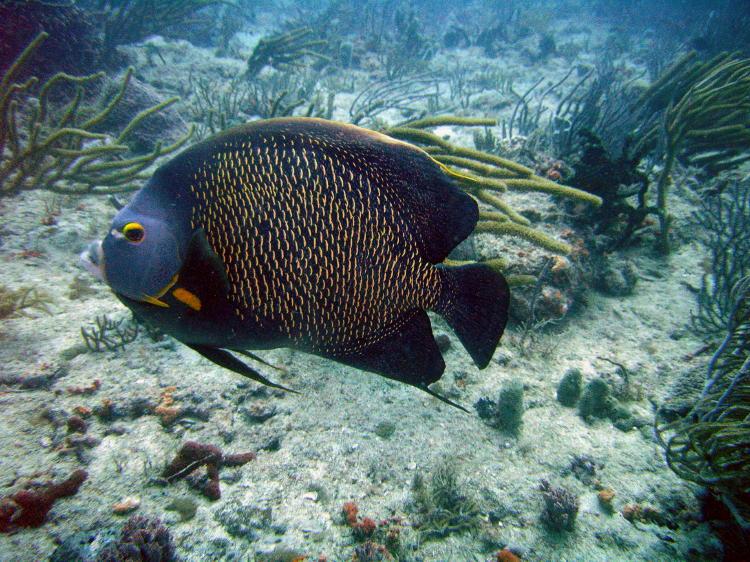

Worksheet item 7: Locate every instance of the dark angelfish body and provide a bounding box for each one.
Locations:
[82,118,510,410]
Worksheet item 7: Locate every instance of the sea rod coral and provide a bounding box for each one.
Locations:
[656,276,750,529]
[635,51,750,253]
[384,115,602,272]
[0,32,192,196]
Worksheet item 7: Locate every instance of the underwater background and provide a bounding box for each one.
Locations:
[1,0,749,560]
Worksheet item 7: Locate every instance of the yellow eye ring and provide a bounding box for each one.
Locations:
[122,222,145,243]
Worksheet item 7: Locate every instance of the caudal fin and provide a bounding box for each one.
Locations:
[434,264,509,368]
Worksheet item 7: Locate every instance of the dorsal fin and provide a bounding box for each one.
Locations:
[270,118,480,264]
[172,118,479,264]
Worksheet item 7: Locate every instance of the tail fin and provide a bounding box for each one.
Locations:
[434,264,509,368]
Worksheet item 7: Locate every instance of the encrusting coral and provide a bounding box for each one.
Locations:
[0,32,192,197]
[0,469,87,533]
[161,441,256,500]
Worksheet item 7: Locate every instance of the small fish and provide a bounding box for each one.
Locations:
[81,118,509,410]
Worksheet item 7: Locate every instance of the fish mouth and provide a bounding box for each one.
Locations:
[79,241,105,282]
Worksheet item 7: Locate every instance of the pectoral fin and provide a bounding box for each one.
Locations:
[234,350,288,373]
[169,228,231,313]
[188,344,297,393]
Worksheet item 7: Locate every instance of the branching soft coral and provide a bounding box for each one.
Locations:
[0,285,52,319]
[385,116,601,261]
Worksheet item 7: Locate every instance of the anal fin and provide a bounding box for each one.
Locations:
[330,310,468,412]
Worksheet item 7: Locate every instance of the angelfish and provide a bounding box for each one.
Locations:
[81,118,510,410]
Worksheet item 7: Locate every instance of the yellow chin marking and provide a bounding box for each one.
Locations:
[172,288,202,311]
[139,274,179,308]
[155,274,179,298]
[141,294,169,308]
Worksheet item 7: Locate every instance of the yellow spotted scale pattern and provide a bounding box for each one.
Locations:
[186,129,443,355]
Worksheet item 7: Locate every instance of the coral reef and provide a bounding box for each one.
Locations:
[96,0,223,67]
[384,116,602,260]
[0,2,742,560]
[539,479,579,532]
[539,51,750,254]
[0,469,87,532]
[568,129,651,246]
[161,441,255,500]
[635,52,750,253]
[0,33,192,196]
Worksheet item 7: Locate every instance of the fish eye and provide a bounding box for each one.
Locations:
[122,222,145,243]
